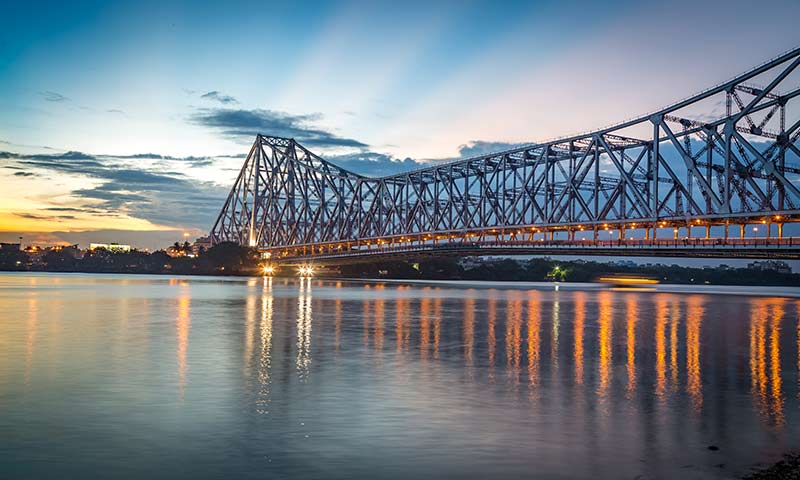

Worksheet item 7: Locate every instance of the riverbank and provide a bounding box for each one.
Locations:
[3,242,799,286]
[743,453,800,479]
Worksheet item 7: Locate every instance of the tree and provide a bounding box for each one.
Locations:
[201,242,258,274]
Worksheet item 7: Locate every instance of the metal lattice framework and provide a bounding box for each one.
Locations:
[211,47,800,260]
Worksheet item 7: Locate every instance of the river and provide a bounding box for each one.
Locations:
[0,272,798,479]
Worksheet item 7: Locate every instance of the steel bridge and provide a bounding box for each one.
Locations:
[211,47,800,263]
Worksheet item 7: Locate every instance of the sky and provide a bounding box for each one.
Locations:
[1,0,799,250]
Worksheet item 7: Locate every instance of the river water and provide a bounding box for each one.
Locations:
[0,273,798,479]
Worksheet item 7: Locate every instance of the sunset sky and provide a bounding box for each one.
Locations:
[1,0,799,249]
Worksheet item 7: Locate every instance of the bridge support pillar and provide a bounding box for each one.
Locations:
[766,223,771,239]
[724,223,729,241]
[705,226,711,239]
[740,225,745,239]
[778,223,784,238]
[549,231,554,241]
[593,228,598,241]
[619,228,625,241]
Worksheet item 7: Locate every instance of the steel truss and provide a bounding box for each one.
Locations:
[211,47,800,259]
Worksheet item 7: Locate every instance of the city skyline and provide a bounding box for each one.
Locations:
[2,0,800,248]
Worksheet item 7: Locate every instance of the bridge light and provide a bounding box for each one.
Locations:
[262,265,275,276]
[298,265,314,277]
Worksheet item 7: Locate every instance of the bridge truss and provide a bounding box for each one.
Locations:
[211,47,800,262]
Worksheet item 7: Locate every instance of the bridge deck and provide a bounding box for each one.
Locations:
[269,237,800,265]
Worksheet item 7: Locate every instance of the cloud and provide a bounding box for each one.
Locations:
[39,91,70,102]
[201,90,239,104]
[13,171,36,177]
[2,149,228,230]
[326,151,426,177]
[14,212,76,221]
[456,140,528,159]
[191,108,368,149]
[106,109,125,114]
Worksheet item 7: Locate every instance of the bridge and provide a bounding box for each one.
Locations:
[210,47,800,264]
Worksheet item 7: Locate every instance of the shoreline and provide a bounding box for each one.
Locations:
[3,271,799,298]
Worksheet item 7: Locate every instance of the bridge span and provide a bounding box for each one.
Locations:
[270,237,800,266]
[211,47,800,263]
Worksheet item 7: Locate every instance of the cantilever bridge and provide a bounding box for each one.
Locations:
[211,48,800,263]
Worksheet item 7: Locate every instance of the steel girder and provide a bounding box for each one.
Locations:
[210,47,800,251]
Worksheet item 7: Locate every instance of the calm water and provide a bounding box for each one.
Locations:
[1,273,799,479]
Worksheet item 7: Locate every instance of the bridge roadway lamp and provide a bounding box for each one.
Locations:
[262,265,275,276]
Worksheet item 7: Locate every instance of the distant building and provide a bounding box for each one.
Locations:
[193,236,212,255]
[89,243,131,253]
[0,242,21,251]
[166,245,190,257]
[23,245,46,261]
[50,244,82,258]
[747,260,792,274]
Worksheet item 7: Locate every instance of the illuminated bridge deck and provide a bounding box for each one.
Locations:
[269,237,800,265]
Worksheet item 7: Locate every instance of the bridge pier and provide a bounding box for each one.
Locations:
[740,224,745,239]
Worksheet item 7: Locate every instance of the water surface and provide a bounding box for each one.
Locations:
[1,273,799,479]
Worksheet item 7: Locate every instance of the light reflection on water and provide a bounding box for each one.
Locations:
[1,273,799,479]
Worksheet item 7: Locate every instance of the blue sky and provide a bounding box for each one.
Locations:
[0,0,799,248]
